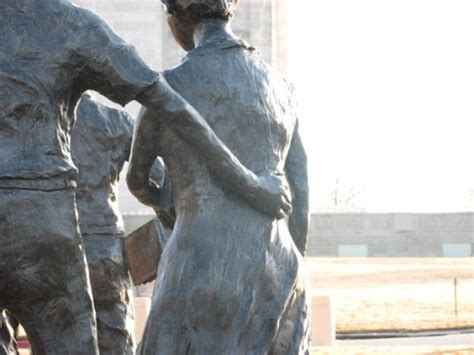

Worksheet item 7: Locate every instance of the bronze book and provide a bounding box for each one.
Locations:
[124,218,171,285]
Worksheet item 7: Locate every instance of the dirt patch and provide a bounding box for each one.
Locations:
[306,258,474,333]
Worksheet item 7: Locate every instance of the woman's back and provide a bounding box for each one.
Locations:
[158,41,298,218]
[138,39,308,354]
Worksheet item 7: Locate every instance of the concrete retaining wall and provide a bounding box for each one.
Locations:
[308,213,474,257]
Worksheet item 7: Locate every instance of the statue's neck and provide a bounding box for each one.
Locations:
[194,19,238,49]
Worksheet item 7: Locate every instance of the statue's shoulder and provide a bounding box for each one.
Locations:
[55,0,107,32]
[76,95,134,136]
[163,40,252,83]
[82,95,132,120]
[162,57,197,88]
[245,51,297,96]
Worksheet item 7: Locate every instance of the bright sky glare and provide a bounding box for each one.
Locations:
[287,0,474,212]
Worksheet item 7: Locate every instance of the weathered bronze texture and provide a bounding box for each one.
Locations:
[130,1,310,353]
[72,95,138,354]
[0,1,290,353]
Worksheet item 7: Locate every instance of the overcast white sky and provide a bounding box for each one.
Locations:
[287,0,474,212]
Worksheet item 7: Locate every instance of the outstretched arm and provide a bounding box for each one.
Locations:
[132,76,292,219]
[74,9,289,218]
[285,124,309,256]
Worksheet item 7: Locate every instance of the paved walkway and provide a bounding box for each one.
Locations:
[337,333,474,347]
[312,334,474,354]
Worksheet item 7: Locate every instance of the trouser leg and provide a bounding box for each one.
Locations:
[9,283,98,355]
[83,234,135,355]
[0,188,99,355]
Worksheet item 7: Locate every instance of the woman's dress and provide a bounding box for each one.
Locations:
[139,40,310,355]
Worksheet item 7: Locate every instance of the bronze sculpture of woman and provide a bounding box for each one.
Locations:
[128,1,310,353]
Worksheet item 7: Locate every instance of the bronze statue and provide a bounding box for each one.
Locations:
[72,94,144,354]
[128,0,310,353]
[0,1,290,353]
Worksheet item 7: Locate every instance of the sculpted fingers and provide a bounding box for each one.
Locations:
[273,174,291,203]
[266,195,292,220]
[253,172,293,219]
